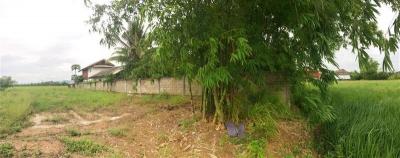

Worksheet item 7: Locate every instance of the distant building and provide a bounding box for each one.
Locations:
[80,59,115,80]
[335,69,351,80]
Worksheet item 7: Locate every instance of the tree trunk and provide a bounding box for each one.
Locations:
[189,80,194,114]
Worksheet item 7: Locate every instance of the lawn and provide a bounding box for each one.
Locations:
[319,80,400,158]
[0,86,127,137]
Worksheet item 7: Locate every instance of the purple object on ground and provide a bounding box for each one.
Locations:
[225,121,245,137]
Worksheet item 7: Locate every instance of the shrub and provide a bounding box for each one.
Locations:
[388,73,400,80]
[0,143,14,158]
[293,84,335,124]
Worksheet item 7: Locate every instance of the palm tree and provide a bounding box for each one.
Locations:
[71,64,81,75]
[109,18,149,66]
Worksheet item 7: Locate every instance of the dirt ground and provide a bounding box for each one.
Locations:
[1,100,314,158]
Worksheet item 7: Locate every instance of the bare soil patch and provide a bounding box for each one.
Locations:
[1,102,315,157]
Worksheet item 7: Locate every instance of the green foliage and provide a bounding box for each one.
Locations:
[388,73,400,80]
[293,83,335,125]
[0,143,14,158]
[44,115,68,124]
[107,128,127,137]
[61,137,108,156]
[87,0,400,124]
[0,76,16,91]
[242,140,266,158]
[138,93,188,106]
[0,86,127,136]
[350,71,391,80]
[317,81,400,157]
[66,128,82,137]
[247,103,277,139]
[360,58,379,74]
[178,117,198,131]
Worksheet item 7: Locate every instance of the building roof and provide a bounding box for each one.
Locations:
[80,59,115,71]
[335,69,350,75]
[89,67,123,79]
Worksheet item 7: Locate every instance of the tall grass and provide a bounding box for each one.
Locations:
[318,80,400,157]
[0,86,127,136]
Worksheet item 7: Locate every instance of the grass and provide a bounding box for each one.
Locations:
[61,137,108,156]
[318,80,400,157]
[138,93,188,106]
[66,128,82,137]
[107,127,128,137]
[0,86,127,137]
[0,143,14,158]
[43,115,69,124]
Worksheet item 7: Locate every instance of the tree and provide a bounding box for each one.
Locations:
[71,64,81,76]
[0,76,16,91]
[87,0,400,124]
[71,64,81,84]
[360,58,379,74]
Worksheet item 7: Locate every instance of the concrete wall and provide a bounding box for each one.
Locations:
[77,78,202,96]
[76,77,290,105]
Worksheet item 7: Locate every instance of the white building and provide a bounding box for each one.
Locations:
[335,69,351,80]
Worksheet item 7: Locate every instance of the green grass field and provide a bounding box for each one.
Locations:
[0,86,127,137]
[319,80,400,158]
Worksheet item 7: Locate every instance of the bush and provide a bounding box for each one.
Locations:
[293,83,335,124]
[350,71,391,80]
[388,73,400,80]
[0,143,14,158]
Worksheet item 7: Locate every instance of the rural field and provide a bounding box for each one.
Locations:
[1,81,400,157]
[0,86,313,157]
[318,80,400,157]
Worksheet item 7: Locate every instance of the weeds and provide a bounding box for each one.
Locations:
[139,93,188,106]
[107,127,127,137]
[66,128,81,137]
[178,118,197,131]
[0,86,127,136]
[61,137,108,156]
[44,115,68,124]
[0,143,14,158]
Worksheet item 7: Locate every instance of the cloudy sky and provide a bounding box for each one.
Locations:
[0,1,399,83]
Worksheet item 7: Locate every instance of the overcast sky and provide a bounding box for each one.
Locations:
[0,1,399,83]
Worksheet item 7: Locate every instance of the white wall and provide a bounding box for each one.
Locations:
[336,75,351,80]
[88,67,111,78]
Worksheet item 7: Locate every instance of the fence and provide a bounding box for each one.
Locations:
[76,77,202,96]
[75,77,291,106]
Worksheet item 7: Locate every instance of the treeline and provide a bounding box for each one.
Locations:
[15,81,69,87]
[349,59,400,80]
[350,72,400,80]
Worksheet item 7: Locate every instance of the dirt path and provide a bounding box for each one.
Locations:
[1,103,314,157]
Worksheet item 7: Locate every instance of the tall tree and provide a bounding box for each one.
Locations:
[71,64,81,76]
[88,0,400,124]
[0,76,16,91]
[71,64,81,84]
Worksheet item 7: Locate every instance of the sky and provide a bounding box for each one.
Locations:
[0,1,399,83]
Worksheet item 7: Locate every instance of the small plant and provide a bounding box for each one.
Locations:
[61,137,108,156]
[107,128,127,137]
[0,143,14,158]
[44,115,68,124]
[178,118,197,131]
[66,128,81,137]
[243,140,266,158]
[157,133,169,143]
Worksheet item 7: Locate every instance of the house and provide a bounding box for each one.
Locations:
[335,69,351,80]
[89,67,123,80]
[80,59,115,80]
